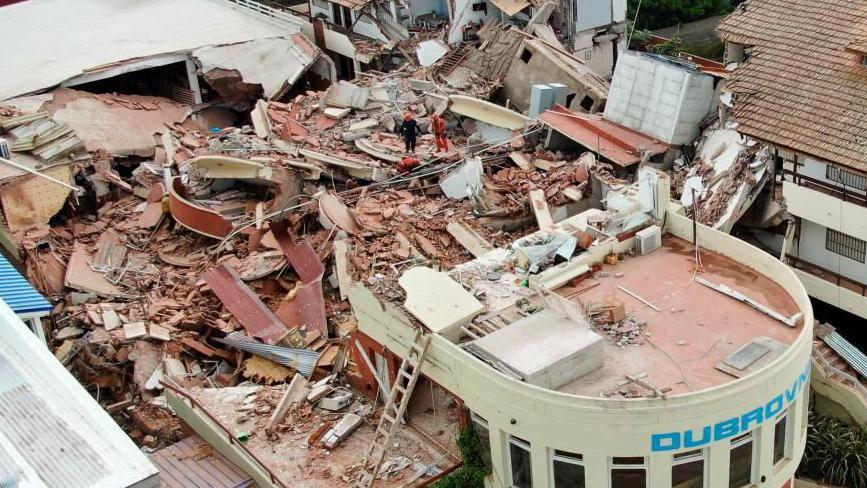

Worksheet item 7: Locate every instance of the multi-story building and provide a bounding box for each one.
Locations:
[347,169,814,487]
[717,0,867,320]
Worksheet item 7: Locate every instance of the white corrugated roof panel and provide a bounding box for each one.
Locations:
[0,299,159,487]
[0,0,301,100]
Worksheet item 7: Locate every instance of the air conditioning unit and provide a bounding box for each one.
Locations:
[635,225,662,255]
[0,138,9,159]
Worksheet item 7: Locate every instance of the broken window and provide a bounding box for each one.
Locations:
[773,412,789,465]
[825,228,867,263]
[826,164,867,190]
[552,450,585,488]
[580,95,595,112]
[610,457,646,488]
[509,436,532,488]
[520,48,533,64]
[729,432,754,487]
[471,414,493,470]
[671,449,704,488]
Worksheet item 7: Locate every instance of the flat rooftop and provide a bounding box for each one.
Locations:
[553,236,801,397]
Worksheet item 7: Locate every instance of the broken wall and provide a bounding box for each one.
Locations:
[502,40,608,115]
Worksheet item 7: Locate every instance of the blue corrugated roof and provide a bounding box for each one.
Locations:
[0,253,52,315]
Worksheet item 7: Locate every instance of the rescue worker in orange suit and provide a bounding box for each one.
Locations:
[399,113,421,153]
[430,112,449,152]
[398,154,420,173]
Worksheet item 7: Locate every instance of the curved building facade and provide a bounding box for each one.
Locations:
[349,206,813,488]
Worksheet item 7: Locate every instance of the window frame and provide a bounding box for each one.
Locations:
[825,228,867,263]
[671,448,707,488]
[608,456,648,488]
[825,164,867,190]
[773,411,790,465]
[550,449,585,488]
[470,413,493,471]
[508,436,533,488]
[728,431,755,488]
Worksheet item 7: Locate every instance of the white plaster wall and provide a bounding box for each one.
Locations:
[447,0,499,44]
[604,51,714,144]
[410,0,448,20]
[350,210,814,488]
[793,220,867,285]
[783,182,867,243]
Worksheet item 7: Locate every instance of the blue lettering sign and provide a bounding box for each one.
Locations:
[650,360,810,451]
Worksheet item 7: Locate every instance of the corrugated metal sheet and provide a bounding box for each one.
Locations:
[150,435,254,488]
[275,279,328,337]
[215,332,321,378]
[202,263,288,344]
[0,252,51,315]
[271,220,324,284]
[823,331,867,379]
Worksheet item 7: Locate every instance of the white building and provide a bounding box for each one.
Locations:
[718,0,867,321]
[0,298,160,487]
[347,170,814,487]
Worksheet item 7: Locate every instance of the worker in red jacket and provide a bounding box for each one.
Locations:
[430,112,448,152]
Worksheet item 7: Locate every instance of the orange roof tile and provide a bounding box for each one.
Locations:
[717,0,867,170]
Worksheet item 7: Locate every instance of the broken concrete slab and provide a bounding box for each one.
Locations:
[529,189,554,230]
[124,322,147,340]
[148,324,171,341]
[322,413,363,449]
[323,81,370,109]
[65,243,123,296]
[508,151,532,170]
[399,266,484,342]
[55,326,84,341]
[417,40,449,67]
[446,221,494,258]
[265,373,310,437]
[323,106,351,119]
[439,157,482,199]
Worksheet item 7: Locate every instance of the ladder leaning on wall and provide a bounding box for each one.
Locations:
[355,329,431,488]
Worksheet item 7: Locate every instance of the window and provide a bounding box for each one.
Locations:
[471,414,492,471]
[509,437,532,488]
[862,54,867,66]
[672,449,704,488]
[825,228,867,263]
[552,450,585,488]
[729,432,754,488]
[580,95,595,111]
[520,48,533,63]
[610,457,647,488]
[773,412,789,464]
[471,1,487,13]
[826,165,867,190]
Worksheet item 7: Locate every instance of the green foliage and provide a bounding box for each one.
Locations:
[647,37,683,56]
[431,428,491,488]
[800,412,867,487]
[627,0,734,31]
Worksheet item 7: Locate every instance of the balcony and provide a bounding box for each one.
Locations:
[783,168,867,207]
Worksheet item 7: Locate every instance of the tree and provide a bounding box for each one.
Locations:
[627,0,734,31]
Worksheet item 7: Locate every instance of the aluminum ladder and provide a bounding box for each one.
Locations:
[355,330,430,488]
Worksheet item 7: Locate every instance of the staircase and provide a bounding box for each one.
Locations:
[434,46,469,78]
[355,330,430,488]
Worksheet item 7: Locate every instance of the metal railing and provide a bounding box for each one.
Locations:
[813,348,867,402]
[783,169,867,207]
[211,0,306,30]
[787,254,867,297]
[161,381,287,488]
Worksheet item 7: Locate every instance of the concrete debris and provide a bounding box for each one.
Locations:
[322,413,363,449]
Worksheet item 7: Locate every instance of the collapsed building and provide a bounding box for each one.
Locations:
[0,0,851,487]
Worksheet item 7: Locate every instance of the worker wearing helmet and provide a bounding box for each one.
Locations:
[429,112,448,152]
[399,112,421,153]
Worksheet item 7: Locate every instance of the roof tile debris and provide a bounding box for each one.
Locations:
[717,0,867,169]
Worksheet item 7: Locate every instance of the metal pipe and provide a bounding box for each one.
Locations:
[0,156,82,194]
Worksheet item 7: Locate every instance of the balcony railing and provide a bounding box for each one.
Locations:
[783,168,867,207]
[787,254,867,297]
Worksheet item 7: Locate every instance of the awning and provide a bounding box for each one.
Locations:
[490,0,531,16]
[539,105,669,168]
[0,253,51,316]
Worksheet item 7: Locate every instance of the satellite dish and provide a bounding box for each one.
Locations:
[680,176,705,207]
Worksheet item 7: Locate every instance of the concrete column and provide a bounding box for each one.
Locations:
[707,441,730,488]
[648,451,670,488]
[756,423,774,485]
[530,444,550,488]
[184,56,204,105]
[487,427,510,488]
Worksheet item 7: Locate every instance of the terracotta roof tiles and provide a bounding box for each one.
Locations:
[717,0,867,170]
